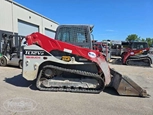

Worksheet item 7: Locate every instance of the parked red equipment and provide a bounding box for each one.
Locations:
[122,42,153,67]
[92,41,111,61]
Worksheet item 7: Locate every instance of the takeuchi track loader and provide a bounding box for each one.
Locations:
[121,42,153,67]
[22,31,149,97]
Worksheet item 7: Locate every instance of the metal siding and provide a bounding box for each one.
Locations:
[45,28,55,39]
[18,20,39,36]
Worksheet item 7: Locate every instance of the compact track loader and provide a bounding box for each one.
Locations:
[22,27,149,97]
[122,42,153,67]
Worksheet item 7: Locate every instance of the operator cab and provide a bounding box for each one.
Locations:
[129,42,149,50]
[55,25,94,49]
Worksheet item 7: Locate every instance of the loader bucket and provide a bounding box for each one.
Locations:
[110,69,149,97]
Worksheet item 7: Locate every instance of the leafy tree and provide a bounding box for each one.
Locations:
[145,38,153,46]
[125,34,153,47]
[141,38,145,42]
[126,34,140,42]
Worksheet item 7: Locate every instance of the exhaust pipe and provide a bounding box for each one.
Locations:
[109,69,150,97]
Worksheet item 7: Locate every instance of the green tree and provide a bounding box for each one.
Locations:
[141,38,145,42]
[146,38,153,46]
[126,34,140,42]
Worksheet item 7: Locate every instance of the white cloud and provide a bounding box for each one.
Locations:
[105,29,114,32]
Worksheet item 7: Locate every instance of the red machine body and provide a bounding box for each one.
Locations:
[26,32,111,85]
[22,30,149,97]
[121,41,151,66]
[93,42,103,52]
[122,47,150,64]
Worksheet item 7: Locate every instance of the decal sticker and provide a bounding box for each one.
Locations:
[64,48,72,53]
[135,51,143,55]
[25,51,44,55]
[88,52,96,58]
[26,56,41,59]
[23,50,51,56]
[130,52,134,55]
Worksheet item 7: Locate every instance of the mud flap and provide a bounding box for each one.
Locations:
[110,69,149,97]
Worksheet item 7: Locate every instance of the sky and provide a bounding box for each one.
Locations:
[14,0,153,41]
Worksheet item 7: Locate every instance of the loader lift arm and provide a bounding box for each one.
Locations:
[23,32,149,97]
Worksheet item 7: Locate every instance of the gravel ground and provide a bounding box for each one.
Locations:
[0,64,153,115]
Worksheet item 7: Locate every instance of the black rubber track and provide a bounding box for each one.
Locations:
[36,65,105,94]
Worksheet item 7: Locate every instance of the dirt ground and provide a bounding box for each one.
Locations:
[0,63,153,115]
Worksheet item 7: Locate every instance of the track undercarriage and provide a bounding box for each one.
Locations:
[36,64,105,93]
[125,56,151,67]
[36,64,149,97]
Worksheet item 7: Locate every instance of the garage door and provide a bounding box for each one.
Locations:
[18,20,39,36]
[45,28,55,39]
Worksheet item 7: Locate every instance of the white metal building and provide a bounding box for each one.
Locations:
[0,0,59,38]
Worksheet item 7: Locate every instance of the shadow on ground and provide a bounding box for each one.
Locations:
[109,58,122,65]
[0,65,21,69]
[4,74,37,90]
[103,87,119,96]
[4,74,120,96]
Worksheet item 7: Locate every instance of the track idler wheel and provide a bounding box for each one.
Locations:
[43,68,56,78]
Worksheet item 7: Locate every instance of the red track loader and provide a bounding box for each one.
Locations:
[22,25,149,97]
[122,42,153,67]
[92,41,111,62]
